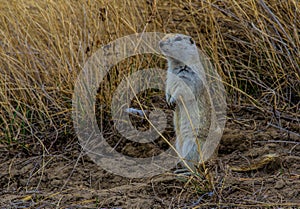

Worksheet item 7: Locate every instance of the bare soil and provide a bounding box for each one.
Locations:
[1,107,299,208]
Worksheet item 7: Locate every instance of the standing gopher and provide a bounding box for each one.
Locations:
[159,34,212,172]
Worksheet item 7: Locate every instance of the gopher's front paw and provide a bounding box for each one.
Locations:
[166,93,176,110]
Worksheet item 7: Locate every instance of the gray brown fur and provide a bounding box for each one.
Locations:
[159,34,212,171]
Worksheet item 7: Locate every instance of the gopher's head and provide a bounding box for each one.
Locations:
[159,34,200,65]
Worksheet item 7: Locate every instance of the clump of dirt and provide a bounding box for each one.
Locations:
[0,107,299,208]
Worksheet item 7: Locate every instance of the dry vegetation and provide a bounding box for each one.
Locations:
[0,0,299,208]
[0,0,299,144]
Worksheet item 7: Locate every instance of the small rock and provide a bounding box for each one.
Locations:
[274,179,285,189]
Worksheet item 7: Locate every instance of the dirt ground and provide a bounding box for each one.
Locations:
[1,107,299,208]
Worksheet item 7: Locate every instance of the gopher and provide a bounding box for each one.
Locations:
[159,34,212,172]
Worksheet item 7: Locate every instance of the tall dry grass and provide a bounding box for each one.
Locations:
[0,0,299,146]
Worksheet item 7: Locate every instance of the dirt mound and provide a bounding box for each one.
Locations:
[1,109,299,208]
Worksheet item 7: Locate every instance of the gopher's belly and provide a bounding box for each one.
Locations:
[174,95,211,170]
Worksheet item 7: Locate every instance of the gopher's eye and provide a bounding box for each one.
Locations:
[189,38,194,44]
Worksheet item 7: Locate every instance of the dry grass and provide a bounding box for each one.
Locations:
[1,2,299,205]
[1,0,298,144]
[0,0,298,143]
[0,0,299,179]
